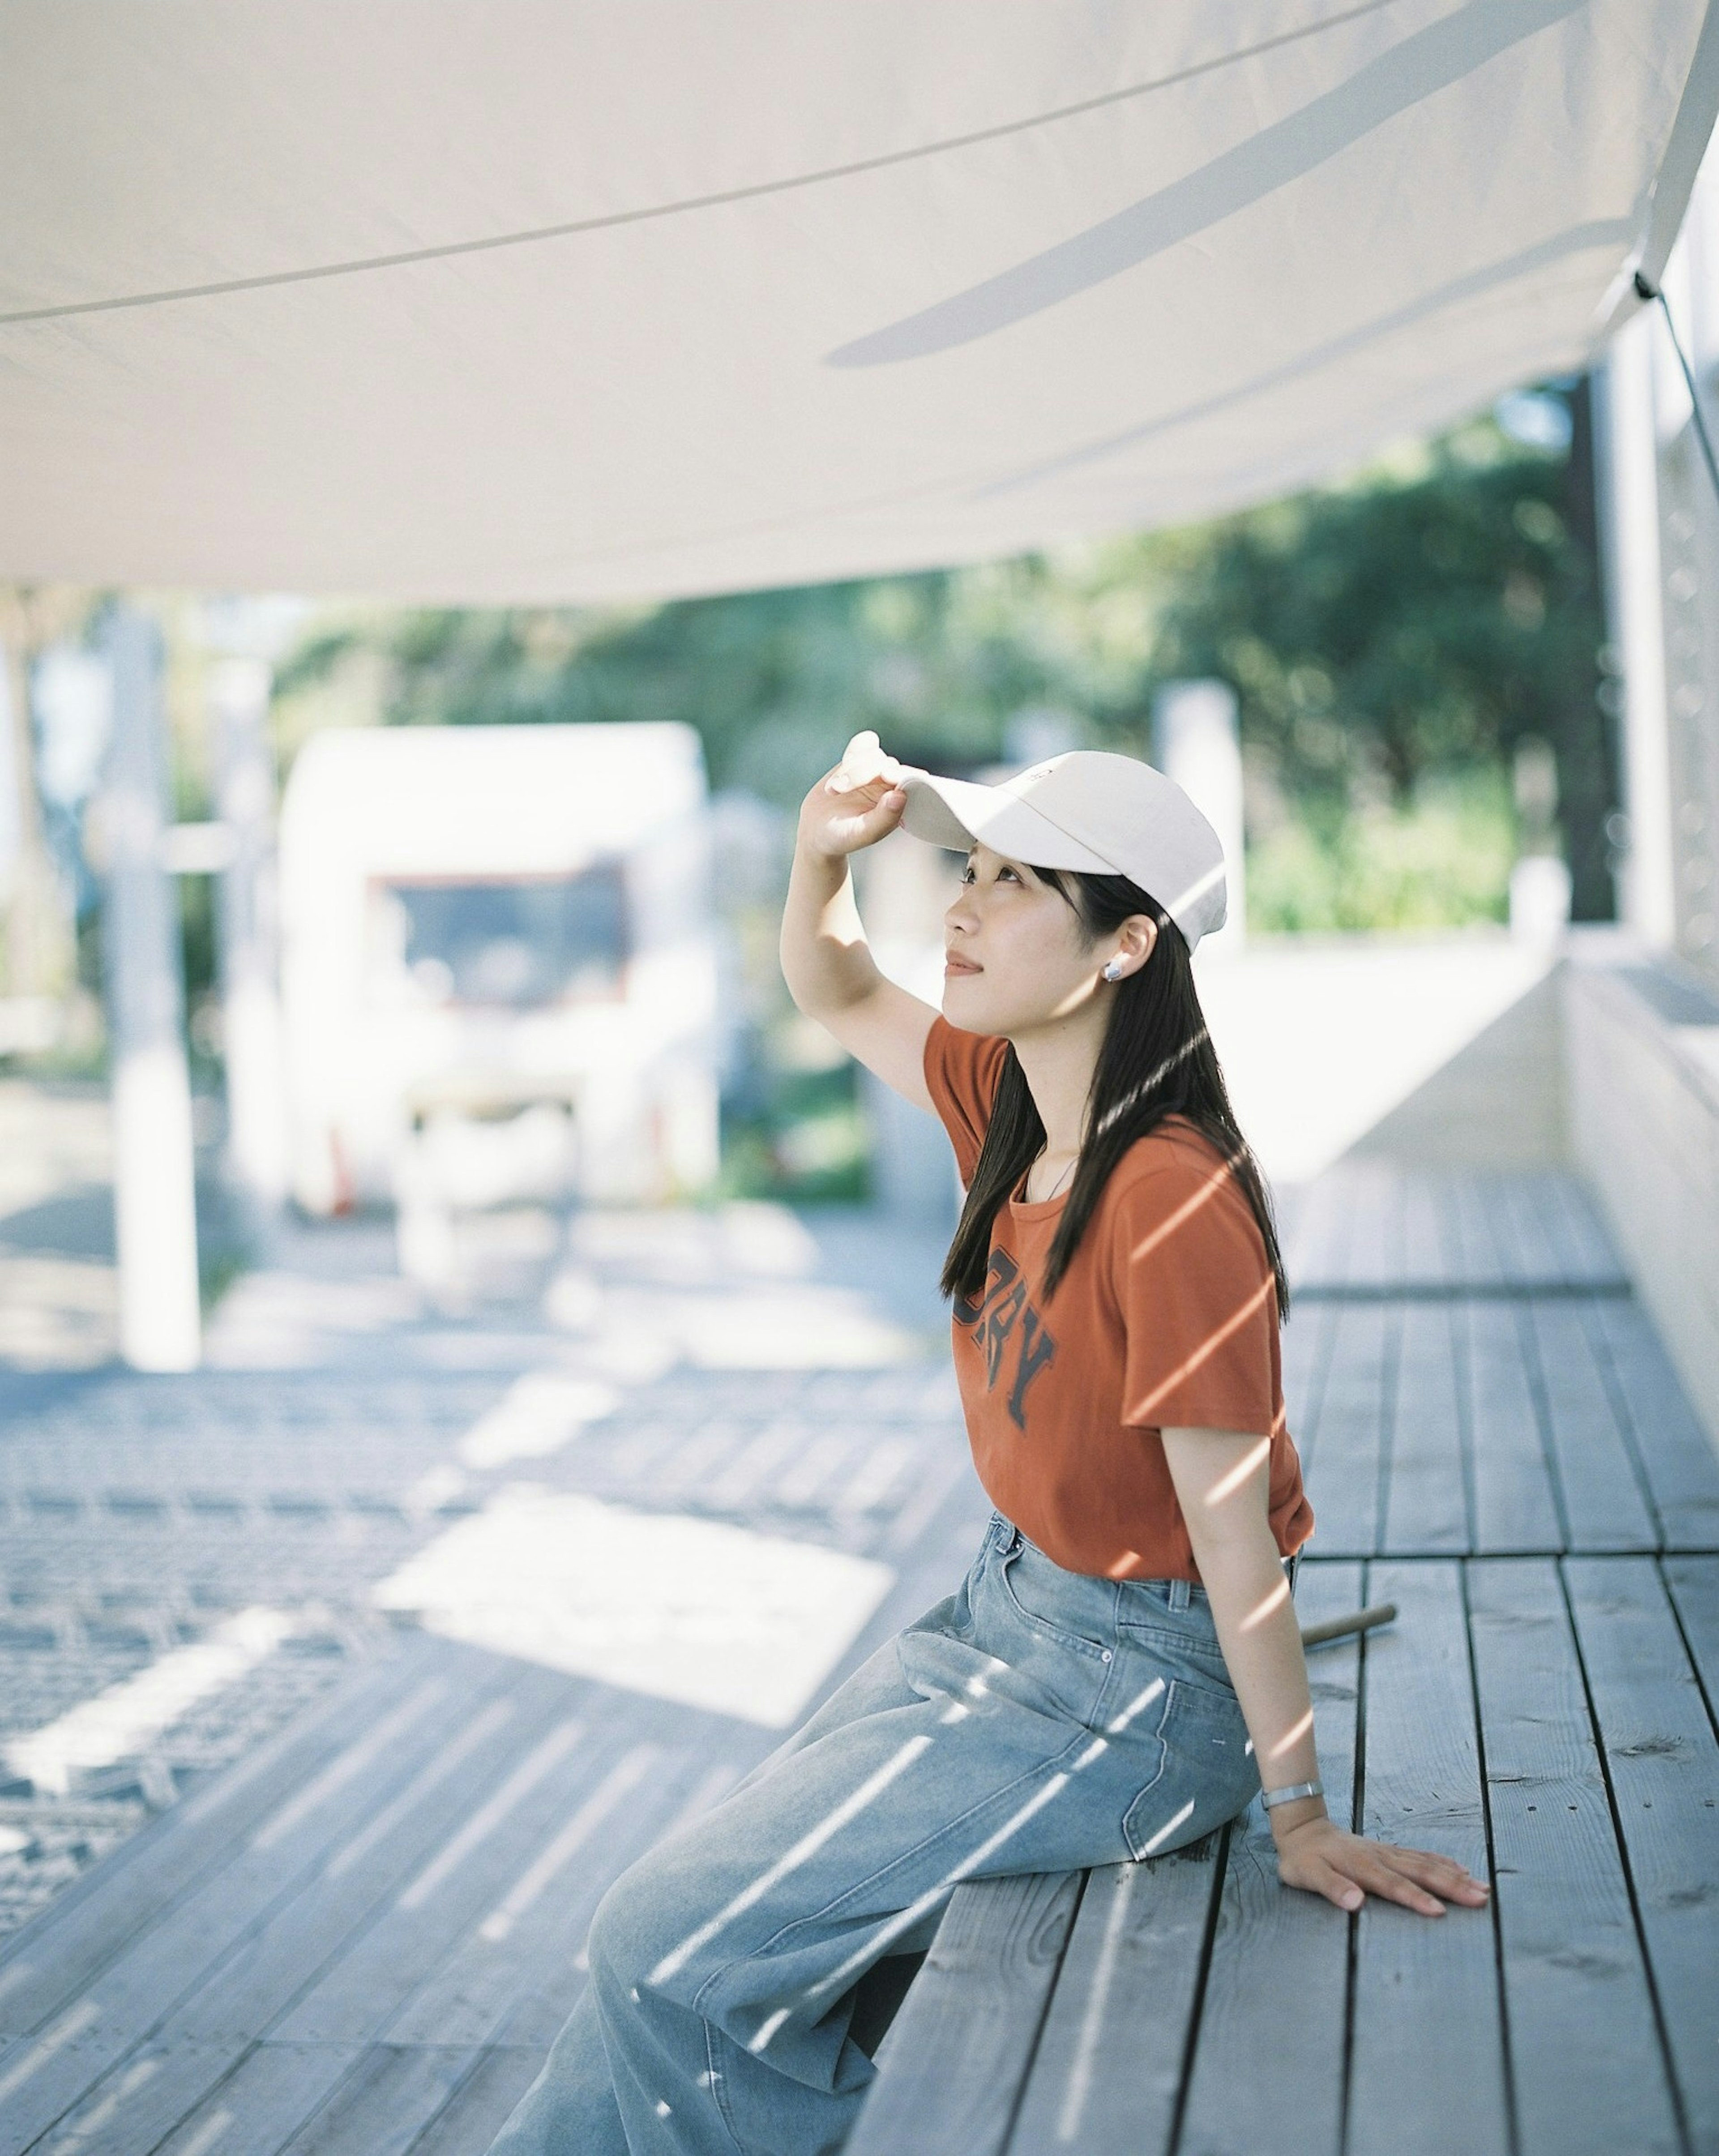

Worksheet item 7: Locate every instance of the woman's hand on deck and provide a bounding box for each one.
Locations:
[1272,1815,1491,1917]
[800,732,911,860]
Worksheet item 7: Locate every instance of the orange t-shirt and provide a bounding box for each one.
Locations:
[924,1014,1314,1584]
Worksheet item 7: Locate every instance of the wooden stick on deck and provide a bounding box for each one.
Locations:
[1300,1601,1397,1647]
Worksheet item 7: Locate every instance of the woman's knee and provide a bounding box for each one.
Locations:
[586,1858,657,1995]
[586,1842,709,2001]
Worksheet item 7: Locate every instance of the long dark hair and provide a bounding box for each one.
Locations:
[939,868,1288,1317]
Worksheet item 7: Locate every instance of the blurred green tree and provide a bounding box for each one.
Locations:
[1127,398,1611,915]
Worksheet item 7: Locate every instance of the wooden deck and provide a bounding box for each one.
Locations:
[853,1169,1719,2156]
[1,1168,1716,2156]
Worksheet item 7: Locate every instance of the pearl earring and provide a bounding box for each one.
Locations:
[1102,958,1125,982]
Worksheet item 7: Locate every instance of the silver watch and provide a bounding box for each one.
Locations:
[1261,1778,1325,1809]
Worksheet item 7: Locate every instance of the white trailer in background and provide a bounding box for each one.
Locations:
[278,724,718,1271]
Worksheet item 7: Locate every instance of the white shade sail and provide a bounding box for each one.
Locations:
[3,0,1716,603]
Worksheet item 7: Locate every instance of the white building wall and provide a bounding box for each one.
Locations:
[1569,138,1719,1449]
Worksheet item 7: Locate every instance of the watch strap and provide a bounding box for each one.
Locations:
[1261,1778,1325,1810]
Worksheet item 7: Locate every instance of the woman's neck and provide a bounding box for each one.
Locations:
[1010,1000,1108,1159]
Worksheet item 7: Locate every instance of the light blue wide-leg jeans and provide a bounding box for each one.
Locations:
[488,1514,1286,2156]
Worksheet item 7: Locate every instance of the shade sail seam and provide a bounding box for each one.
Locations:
[0,0,1405,329]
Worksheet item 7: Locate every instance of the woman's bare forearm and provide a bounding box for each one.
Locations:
[1159,1427,1327,1843]
[1194,1523,1328,1841]
[779,836,885,1019]
[780,737,913,1019]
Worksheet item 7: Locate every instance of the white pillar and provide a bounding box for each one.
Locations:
[102,607,201,1371]
[1593,315,1677,948]
[211,656,289,1215]
[1152,679,1246,953]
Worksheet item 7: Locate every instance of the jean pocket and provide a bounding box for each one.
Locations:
[1115,1617,1236,1701]
[1122,1678,1256,1859]
[993,1540,1113,1661]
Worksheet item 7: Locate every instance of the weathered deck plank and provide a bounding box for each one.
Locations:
[267,1715,671,2047]
[143,1661,566,2045]
[1282,1173,1353,1290]
[1400,1171,1445,1282]
[487,1755,745,2053]
[1533,1175,1628,1289]
[0,1648,535,2156]
[278,2043,478,2156]
[151,2044,368,2156]
[1383,1304,1470,1554]
[1663,1553,1719,1708]
[0,1637,445,2040]
[1591,1299,1719,1549]
[1347,1561,1505,2156]
[1172,1561,1363,2156]
[17,2035,248,2156]
[398,2046,547,2156]
[17,1655,510,2050]
[1301,1305,1393,1554]
[1466,1558,1683,2156]
[1346,1166,1403,1288]
[1466,1301,1563,1554]
[842,1869,1083,2156]
[1280,1299,1333,1461]
[1564,1556,1719,2155]
[1494,1173,1566,1285]
[1527,1304,1659,1553]
[1446,1176,1510,1291]
[1006,1833,1223,2153]
[0,2021,137,2156]
[387,1740,711,2050]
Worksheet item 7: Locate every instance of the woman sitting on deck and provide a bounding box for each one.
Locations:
[491,736,1490,2156]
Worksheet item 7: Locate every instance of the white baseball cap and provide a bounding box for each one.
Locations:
[898,749,1227,950]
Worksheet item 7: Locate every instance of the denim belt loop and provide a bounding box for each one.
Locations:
[1167,1578,1193,1613]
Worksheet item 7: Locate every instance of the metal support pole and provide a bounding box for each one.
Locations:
[211,656,288,1220]
[1593,315,1678,948]
[102,606,201,1371]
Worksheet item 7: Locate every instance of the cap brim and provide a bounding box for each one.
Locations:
[899,771,1116,873]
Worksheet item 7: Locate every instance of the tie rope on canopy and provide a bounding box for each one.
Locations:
[1634,267,1719,505]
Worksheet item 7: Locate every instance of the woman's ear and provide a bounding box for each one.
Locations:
[1100,913,1157,983]
[1119,913,1159,972]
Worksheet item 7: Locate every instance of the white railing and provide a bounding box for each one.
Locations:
[1565,954,1719,1449]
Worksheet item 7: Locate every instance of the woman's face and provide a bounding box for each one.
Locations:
[941,843,1103,1036]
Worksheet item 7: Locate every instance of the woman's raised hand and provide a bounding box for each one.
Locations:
[799,731,913,860]
[1273,1815,1491,1917]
